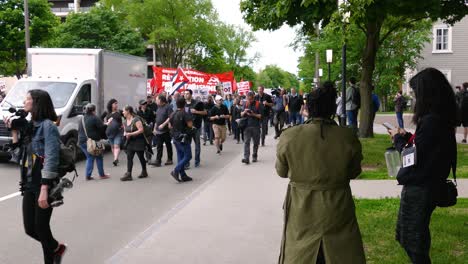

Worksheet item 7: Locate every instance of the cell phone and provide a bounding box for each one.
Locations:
[382,122,395,130]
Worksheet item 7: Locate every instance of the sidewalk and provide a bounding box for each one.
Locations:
[107,132,468,264]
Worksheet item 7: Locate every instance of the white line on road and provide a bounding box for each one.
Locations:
[0,192,21,202]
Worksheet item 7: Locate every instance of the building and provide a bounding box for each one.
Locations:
[49,0,98,19]
[403,16,468,94]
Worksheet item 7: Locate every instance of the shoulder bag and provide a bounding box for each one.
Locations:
[82,117,106,156]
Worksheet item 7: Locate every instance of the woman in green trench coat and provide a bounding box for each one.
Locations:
[276,81,366,264]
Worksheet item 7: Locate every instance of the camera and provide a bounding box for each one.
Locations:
[7,107,29,130]
[271,88,281,97]
[49,178,74,207]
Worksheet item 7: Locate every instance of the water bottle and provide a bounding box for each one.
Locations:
[385,147,401,177]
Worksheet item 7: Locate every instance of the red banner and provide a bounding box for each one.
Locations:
[151,67,235,98]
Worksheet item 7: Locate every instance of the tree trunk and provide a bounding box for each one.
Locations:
[359,19,383,138]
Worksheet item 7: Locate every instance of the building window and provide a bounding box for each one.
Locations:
[68,3,75,10]
[432,25,452,53]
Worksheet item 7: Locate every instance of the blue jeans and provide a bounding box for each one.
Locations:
[396,112,404,128]
[79,143,104,177]
[174,140,192,177]
[347,110,358,128]
[289,111,302,125]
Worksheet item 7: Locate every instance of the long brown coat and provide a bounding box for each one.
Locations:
[276,118,366,264]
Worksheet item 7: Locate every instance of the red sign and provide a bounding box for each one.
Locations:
[151,67,234,98]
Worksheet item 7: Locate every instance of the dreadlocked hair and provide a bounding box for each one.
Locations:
[306,81,338,139]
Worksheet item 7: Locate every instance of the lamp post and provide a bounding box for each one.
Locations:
[24,0,30,76]
[326,49,333,80]
[339,0,350,127]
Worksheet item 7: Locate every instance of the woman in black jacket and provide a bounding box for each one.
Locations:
[390,68,457,264]
[78,103,110,180]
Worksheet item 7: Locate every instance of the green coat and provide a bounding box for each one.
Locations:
[276,118,366,264]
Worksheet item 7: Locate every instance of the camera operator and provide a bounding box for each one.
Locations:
[3,89,67,264]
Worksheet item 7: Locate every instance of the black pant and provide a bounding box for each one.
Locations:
[244,127,260,160]
[274,111,286,137]
[227,119,232,133]
[260,117,268,145]
[23,191,59,264]
[155,133,173,163]
[127,149,146,173]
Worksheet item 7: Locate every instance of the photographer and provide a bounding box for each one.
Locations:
[169,97,194,182]
[4,89,67,264]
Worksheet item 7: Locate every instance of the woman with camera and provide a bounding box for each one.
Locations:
[120,105,148,181]
[78,103,110,181]
[389,68,457,263]
[4,89,67,263]
[169,97,193,182]
[276,81,365,264]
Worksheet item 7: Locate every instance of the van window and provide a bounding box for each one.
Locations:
[74,84,91,107]
[1,82,76,108]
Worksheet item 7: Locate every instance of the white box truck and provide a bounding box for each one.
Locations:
[0,48,147,158]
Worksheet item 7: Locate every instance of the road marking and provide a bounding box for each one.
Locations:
[0,192,21,202]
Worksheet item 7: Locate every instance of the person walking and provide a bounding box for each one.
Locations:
[241,91,262,164]
[137,99,156,126]
[276,81,366,264]
[152,94,173,166]
[390,68,457,264]
[203,95,215,146]
[231,97,243,144]
[224,94,234,135]
[169,97,193,182]
[273,88,288,139]
[5,90,68,263]
[184,89,207,168]
[210,95,230,154]
[103,99,124,166]
[345,77,359,130]
[78,103,110,180]
[394,90,406,128]
[254,86,273,146]
[121,105,148,181]
[288,87,303,126]
[336,92,345,126]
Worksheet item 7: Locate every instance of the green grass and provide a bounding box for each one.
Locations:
[356,198,468,264]
[359,134,468,179]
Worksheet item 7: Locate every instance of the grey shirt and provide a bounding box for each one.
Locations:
[346,86,358,111]
[155,104,173,134]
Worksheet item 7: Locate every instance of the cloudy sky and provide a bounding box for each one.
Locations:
[211,0,301,75]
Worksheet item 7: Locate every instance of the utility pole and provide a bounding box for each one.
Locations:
[24,0,30,76]
[314,24,320,88]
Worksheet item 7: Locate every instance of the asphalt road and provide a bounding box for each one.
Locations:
[0,137,244,264]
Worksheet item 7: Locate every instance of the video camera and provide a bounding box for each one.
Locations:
[271,88,281,97]
[49,178,74,207]
[7,107,28,130]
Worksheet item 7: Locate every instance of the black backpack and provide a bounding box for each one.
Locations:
[352,86,361,109]
[58,141,78,179]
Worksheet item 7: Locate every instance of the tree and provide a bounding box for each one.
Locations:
[48,7,145,56]
[256,65,298,89]
[241,0,468,137]
[0,0,58,78]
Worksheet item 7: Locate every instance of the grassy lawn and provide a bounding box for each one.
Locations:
[356,198,468,264]
[359,134,468,179]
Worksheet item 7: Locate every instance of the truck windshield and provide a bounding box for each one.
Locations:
[3,81,76,108]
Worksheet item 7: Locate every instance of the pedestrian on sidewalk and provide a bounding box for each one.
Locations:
[273,88,287,139]
[255,86,273,146]
[231,97,243,144]
[152,94,173,167]
[394,90,406,128]
[390,68,457,264]
[169,97,194,182]
[210,95,230,154]
[346,77,359,130]
[459,82,468,143]
[103,99,124,166]
[241,91,262,164]
[224,94,233,135]
[288,87,303,126]
[78,103,110,180]
[276,81,366,264]
[121,105,148,181]
[203,95,215,146]
[5,90,68,263]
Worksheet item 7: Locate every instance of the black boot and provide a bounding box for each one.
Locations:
[138,170,148,179]
[120,172,132,181]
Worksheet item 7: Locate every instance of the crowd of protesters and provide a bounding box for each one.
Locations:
[78,86,307,183]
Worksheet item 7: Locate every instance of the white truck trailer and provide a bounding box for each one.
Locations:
[0,48,147,158]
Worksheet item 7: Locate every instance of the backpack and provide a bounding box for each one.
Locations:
[133,116,153,144]
[352,86,361,109]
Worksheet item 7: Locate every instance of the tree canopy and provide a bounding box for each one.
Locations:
[48,6,145,56]
[241,0,468,137]
[256,65,299,90]
[0,0,58,78]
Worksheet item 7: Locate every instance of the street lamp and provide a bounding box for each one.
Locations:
[24,0,30,76]
[326,49,333,80]
[318,68,323,78]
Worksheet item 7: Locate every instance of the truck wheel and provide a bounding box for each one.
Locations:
[65,137,79,161]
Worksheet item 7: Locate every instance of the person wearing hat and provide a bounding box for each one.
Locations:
[137,99,156,127]
[146,95,158,114]
[210,95,230,154]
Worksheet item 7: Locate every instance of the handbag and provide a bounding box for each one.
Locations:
[82,117,106,156]
[436,157,458,207]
